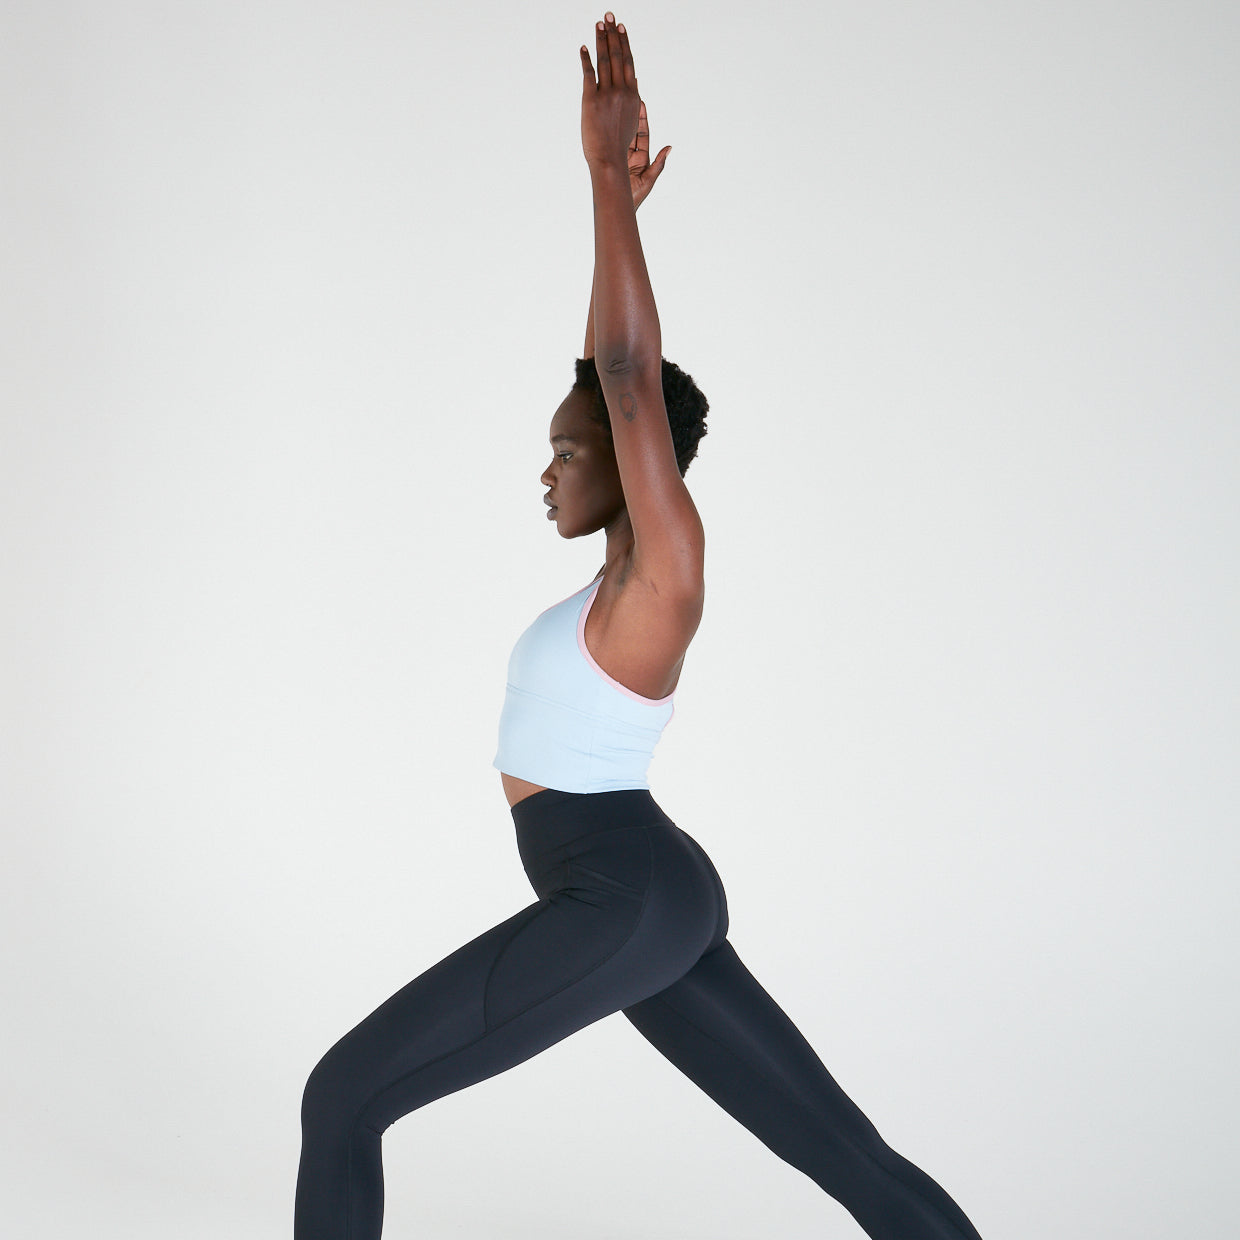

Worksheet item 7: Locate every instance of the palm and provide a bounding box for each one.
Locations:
[627,99,671,210]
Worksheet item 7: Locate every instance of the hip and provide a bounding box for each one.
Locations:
[511,787,730,956]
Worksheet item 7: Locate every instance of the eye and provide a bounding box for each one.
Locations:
[556,452,573,462]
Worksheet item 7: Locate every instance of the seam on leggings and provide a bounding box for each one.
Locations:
[486,824,652,1031]
[481,903,546,1032]
[677,828,725,944]
[494,823,654,1029]
[638,988,967,1236]
[344,827,655,1222]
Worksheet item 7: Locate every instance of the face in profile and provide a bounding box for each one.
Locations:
[541,388,626,539]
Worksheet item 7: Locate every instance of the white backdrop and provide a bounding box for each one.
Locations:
[3,1,1237,1237]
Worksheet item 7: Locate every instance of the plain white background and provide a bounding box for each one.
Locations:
[2,1,1237,1236]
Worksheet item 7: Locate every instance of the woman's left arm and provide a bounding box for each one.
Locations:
[584,100,671,359]
[581,15,703,592]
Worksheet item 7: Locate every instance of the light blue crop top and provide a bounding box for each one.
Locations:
[493,576,676,793]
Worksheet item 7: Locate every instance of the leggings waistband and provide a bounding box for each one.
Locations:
[510,787,671,869]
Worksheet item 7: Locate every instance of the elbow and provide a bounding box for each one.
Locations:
[597,347,662,383]
[600,354,635,376]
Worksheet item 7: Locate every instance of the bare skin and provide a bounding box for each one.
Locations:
[502,15,701,809]
[501,390,703,809]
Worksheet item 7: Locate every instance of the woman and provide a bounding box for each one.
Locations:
[295,15,984,1239]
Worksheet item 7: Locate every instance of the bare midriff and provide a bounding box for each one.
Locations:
[501,771,551,808]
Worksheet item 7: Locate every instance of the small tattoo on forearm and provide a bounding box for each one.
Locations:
[619,392,637,422]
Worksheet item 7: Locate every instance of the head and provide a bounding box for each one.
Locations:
[540,356,709,539]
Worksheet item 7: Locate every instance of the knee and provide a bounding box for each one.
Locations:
[300,1048,334,1130]
[300,1039,365,1135]
[817,1126,910,1209]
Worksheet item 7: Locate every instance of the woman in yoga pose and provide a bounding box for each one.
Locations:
[294,15,984,1238]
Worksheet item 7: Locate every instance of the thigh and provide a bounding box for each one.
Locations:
[303,902,549,1128]
[622,942,984,1239]
[621,939,886,1171]
[305,827,687,1136]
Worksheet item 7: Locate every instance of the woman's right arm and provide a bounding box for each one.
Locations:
[583,98,669,360]
[584,270,597,359]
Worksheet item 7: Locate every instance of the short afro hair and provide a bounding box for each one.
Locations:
[573,356,709,478]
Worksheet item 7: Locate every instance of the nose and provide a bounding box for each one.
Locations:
[540,460,555,488]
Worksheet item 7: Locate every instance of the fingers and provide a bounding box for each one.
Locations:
[630,98,649,157]
[595,13,635,91]
[595,19,612,89]
[614,18,636,87]
[645,147,670,187]
[579,43,596,88]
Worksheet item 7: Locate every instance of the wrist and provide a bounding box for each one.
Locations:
[587,156,630,181]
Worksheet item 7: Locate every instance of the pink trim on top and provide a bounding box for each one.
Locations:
[577,579,675,707]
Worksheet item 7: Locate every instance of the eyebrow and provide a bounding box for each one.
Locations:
[551,434,578,445]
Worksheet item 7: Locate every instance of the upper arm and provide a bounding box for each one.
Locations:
[596,358,705,593]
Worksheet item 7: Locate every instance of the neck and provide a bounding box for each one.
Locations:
[599,509,635,582]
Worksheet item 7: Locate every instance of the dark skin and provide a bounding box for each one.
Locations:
[541,391,631,584]
[579,13,704,597]
[543,35,672,586]
[502,14,698,809]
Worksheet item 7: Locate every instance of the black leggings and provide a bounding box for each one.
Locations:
[295,788,982,1239]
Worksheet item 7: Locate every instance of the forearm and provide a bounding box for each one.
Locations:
[589,162,661,370]
[584,270,596,359]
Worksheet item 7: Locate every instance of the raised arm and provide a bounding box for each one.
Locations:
[584,98,670,358]
[580,15,702,592]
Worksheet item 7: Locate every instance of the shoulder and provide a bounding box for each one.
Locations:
[585,550,703,700]
[611,547,704,634]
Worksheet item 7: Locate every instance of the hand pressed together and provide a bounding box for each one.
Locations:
[628,98,671,210]
[580,14,643,171]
